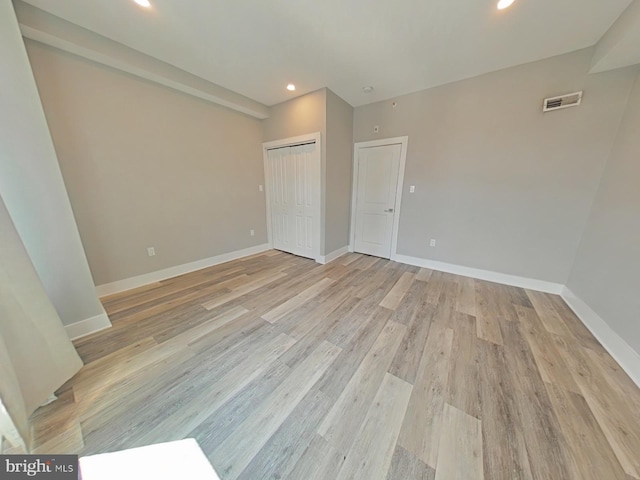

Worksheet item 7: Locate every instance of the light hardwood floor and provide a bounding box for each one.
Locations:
[21,251,640,479]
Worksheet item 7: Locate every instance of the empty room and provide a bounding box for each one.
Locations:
[1,0,639,478]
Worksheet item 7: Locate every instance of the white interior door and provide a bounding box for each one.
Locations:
[267,142,318,260]
[354,144,402,258]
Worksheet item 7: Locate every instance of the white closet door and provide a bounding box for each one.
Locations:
[268,147,293,252]
[267,143,318,260]
[290,143,316,259]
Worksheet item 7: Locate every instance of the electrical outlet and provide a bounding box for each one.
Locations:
[409,185,415,193]
[147,247,156,256]
[374,125,379,133]
[250,229,255,237]
[259,185,263,192]
[430,239,436,247]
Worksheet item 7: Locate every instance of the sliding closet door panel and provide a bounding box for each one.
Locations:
[268,147,293,252]
[266,142,318,260]
[292,143,316,259]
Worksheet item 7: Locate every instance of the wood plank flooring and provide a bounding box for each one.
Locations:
[18,251,640,479]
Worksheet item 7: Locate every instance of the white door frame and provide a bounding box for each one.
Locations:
[350,136,409,261]
[263,132,322,263]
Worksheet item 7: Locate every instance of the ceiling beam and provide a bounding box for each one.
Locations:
[14,1,270,119]
[591,1,640,74]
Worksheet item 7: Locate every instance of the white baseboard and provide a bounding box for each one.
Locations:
[65,312,112,341]
[393,254,564,294]
[561,287,640,388]
[391,254,639,387]
[317,246,350,265]
[95,243,271,297]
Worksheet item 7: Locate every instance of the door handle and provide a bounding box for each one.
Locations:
[384,208,394,213]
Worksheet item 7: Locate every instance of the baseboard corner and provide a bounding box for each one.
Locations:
[65,312,112,341]
[317,246,350,265]
[561,287,640,388]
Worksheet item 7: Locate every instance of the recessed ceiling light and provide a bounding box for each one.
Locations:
[362,86,374,94]
[497,0,515,10]
[134,0,152,8]
[286,84,296,91]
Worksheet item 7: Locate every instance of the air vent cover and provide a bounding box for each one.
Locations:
[543,91,583,112]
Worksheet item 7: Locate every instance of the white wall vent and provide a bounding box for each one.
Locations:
[543,91,583,112]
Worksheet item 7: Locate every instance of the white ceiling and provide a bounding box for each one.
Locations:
[21,0,632,107]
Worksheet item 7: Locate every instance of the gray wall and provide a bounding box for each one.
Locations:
[325,89,354,254]
[263,88,353,256]
[26,40,267,286]
[354,48,637,284]
[0,1,106,326]
[263,89,327,144]
[0,192,82,425]
[567,69,640,354]
[263,89,329,254]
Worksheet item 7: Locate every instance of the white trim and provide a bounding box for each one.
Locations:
[392,254,640,387]
[350,137,409,260]
[393,254,563,294]
[65,312,112,341]
[95,243,270,297]
[41,394,58,407]
[262,133,321,151]
[263,133,322,263]
[561,287,640,388]
[0,397,27,451]
[317,246,349,264]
